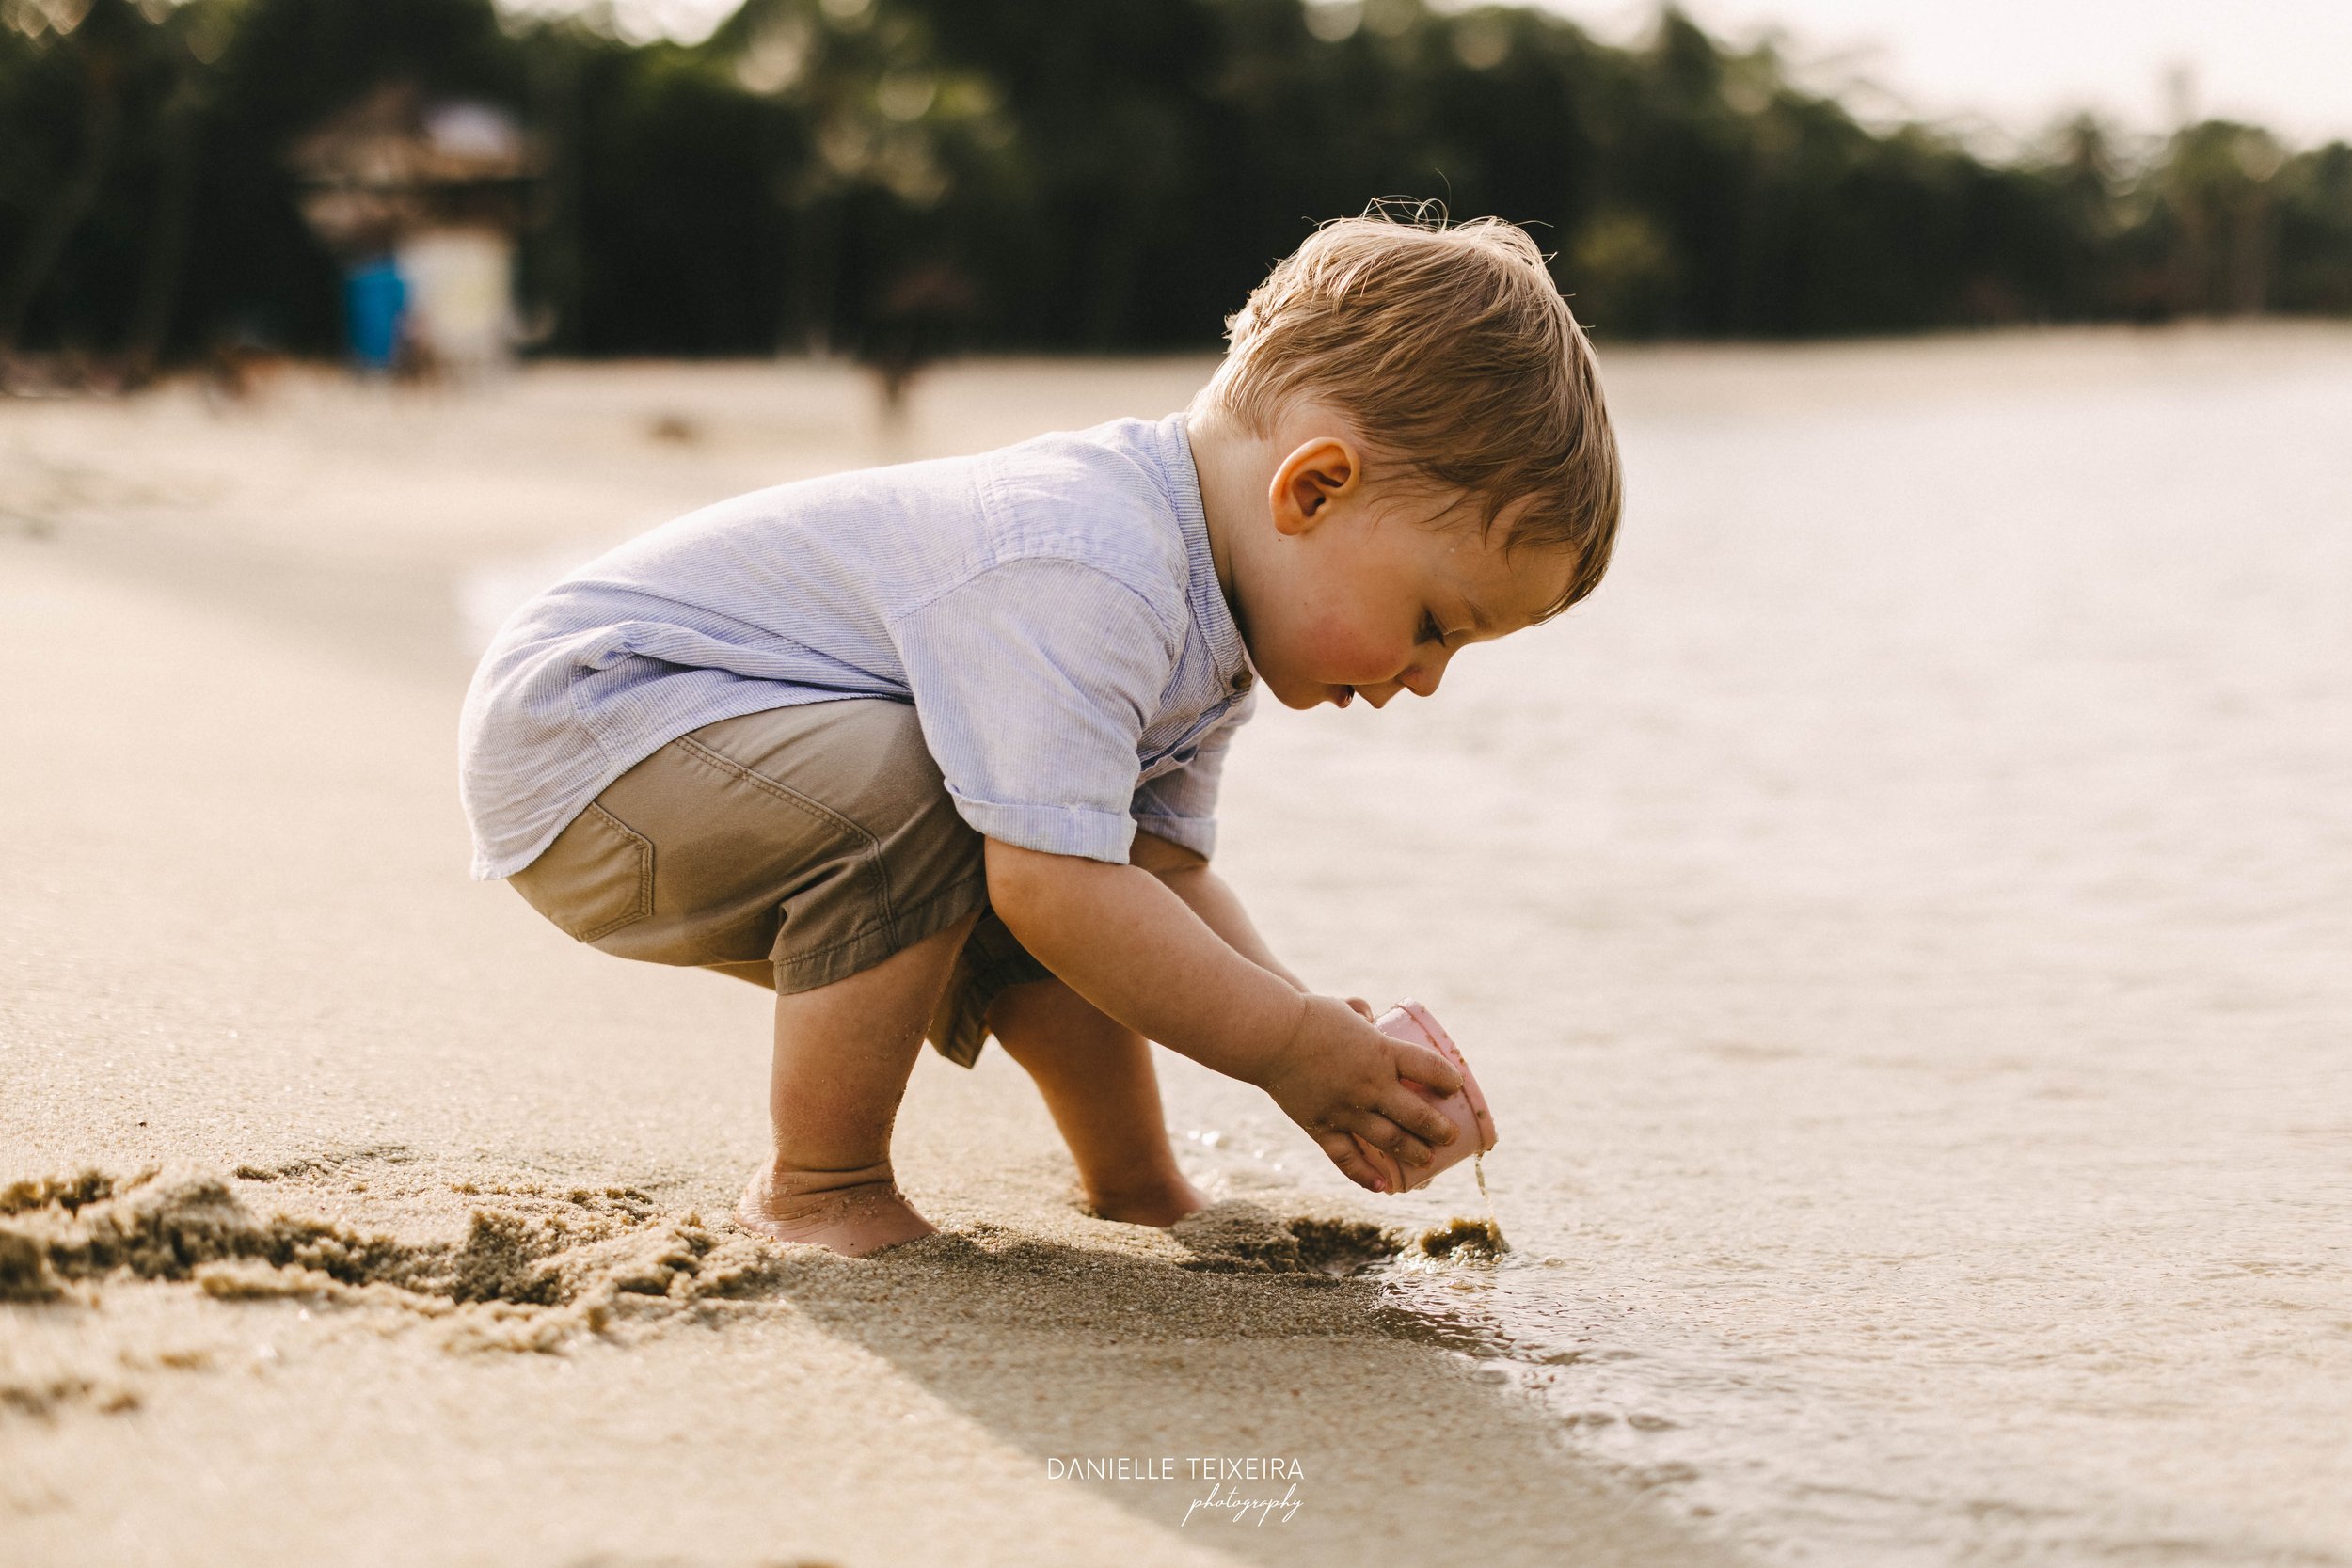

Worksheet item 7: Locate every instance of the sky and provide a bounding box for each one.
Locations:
[1538,0,2352,149]
[520,1,2352,150]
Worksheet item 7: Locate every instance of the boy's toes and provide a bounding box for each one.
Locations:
[734,1175,937,1258]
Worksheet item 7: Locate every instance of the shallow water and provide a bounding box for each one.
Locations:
[1183,331,2352,1564]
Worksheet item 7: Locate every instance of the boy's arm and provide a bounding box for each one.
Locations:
[1127,831,1306,990]
[985,838,1460,1188]
[1130,832,1377,1022]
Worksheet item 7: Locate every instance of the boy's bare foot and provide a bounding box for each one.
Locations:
[1086,1171,1209,1229]
[734,1166,936,1258]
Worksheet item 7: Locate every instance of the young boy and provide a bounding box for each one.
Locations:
[458,214,1621,1257]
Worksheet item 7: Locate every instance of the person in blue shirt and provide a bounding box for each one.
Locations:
[343,256,406,373]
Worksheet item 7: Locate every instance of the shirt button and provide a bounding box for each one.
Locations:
[1232,669,1254,691]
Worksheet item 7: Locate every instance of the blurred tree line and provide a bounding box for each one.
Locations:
[3,0,2348,370]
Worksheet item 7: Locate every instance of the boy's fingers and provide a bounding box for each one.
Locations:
[1333,1107,1430,1164]
[1346,996,1375,1021]
[1349,1113,1434,1167]
[1317,1132,1392,1193]
[1392,1041,1462,1099]
[1379,1091,1457,1148]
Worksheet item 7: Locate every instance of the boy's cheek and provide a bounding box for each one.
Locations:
[1291,611,1399,683]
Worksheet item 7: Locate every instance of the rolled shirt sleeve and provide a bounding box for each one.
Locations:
[894,559,1181,863]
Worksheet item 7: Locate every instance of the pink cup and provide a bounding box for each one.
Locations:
[1350,1000,1498,1194]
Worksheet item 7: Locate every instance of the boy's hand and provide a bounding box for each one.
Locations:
[982,840,1454,1193]
[1255,994,1463,1193]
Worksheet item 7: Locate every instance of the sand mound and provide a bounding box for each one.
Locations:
[1406,1216,1510,1262]
[1168,1200,1401,1275]
[0,1166,781,1355]
[1161,1198,1512,1275]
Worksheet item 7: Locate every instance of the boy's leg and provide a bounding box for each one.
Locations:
[987,976,1206,1227]
[738,907,982,1257]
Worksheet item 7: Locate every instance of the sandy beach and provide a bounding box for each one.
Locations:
[0,351,1730,1566]
[6,326,2350,1564]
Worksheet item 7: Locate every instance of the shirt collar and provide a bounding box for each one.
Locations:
[1161,412,1255,697]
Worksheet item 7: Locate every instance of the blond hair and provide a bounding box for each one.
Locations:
[1194,209,1621,616]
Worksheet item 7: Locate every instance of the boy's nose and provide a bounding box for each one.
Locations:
[1398,659,1446,699]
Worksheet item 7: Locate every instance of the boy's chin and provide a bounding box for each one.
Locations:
[1267,675,1351,711]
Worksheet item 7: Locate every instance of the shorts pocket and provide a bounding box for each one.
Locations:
[511,802,655,943]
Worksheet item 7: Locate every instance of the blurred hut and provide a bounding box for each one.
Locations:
[289,84,540,374]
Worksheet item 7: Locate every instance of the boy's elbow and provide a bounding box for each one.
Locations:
[982,837,1123,942]
[982,837,1065,927]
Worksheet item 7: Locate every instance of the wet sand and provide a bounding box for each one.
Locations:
[7,325,2350,1564]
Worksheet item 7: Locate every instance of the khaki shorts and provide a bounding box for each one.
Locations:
[507,698,1049,1068]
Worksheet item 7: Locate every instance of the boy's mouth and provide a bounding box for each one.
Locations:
[1333,684,1356,708]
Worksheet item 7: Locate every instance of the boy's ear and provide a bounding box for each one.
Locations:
[1269,437,1361,537]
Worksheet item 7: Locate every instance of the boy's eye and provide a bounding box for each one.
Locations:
[1419,611,1445,646]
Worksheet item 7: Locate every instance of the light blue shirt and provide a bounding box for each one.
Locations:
[458,413,1257,880]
